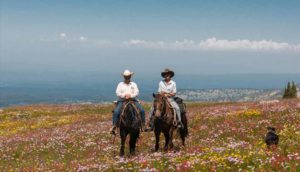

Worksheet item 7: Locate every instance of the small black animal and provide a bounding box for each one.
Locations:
[265,127,279,148]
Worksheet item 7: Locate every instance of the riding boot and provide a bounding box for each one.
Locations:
[144,124,153,132]
[149,122,154,131]
[110,125,117,135]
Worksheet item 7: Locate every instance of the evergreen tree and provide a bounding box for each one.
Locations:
[283,82,290,98]
[283,88,287,98]
[283,81,298,99]
[291,81,297,98]
[287,82,291,97]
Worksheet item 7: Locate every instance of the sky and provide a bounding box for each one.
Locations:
[1,0,300,84]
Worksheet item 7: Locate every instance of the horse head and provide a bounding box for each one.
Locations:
[120,99,141,129]
[152,93,168,118]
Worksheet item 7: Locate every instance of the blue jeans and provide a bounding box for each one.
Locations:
[112,99,145,125]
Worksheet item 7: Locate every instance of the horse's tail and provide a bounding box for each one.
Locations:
[179,111,188,138]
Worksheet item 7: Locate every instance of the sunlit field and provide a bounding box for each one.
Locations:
[0,100,300,171]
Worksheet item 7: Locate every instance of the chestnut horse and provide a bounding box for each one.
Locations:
[152,93,188,151]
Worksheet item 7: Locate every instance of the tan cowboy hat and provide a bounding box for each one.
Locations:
[122,69,134,76]
[161,68,175,78]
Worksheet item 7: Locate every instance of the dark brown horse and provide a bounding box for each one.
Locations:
[152,93,188,151]
[118,100,142,156]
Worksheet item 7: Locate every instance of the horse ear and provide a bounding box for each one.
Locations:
[152,93,156,98]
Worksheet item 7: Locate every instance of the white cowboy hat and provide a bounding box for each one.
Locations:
[122,69,134,76]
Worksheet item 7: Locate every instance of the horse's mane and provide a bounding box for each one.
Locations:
[120,101,141,130]
[153,93,174,120]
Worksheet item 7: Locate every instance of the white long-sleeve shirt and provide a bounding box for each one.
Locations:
[116,81,139,98]
[158,80,177,94]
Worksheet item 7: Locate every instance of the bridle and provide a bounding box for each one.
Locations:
[120,99,142,126]
[153,94,174,120]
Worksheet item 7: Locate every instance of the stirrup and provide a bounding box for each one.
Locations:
[110,126,117,135]
[177,122,184,129]
[110,130,116,135]
[144,122,153,132]
[173,120,178,126]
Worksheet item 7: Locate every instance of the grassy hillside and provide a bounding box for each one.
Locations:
[0,100,300,171]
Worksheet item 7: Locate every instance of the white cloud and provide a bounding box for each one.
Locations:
[43,35,300,53]
[295,44,300,51]
[128,39,146,45]
[125,37,300,53]
[125,39,165,49]
[59,33,67,39]
[79,36,87,41]
[198,38,291,51]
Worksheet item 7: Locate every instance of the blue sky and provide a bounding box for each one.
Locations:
[1,0,300,83]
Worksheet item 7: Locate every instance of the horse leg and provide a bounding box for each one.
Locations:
[180,112,188,146]
[168,128,174,149]
[155,130,160,152]
[180,132,185,146]
[180,123,186,146]
[120,130,127,157]
[129,131,139,155]
[163,132,170,151]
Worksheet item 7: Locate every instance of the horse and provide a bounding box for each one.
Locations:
[117,99,142,156]
[152,93,188,151]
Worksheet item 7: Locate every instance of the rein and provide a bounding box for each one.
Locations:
[155,94,177,126]
[120,101,130,125]
[119,100,142,129]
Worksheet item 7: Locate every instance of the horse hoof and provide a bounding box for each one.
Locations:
[153,148,159,152]
[130,150,136,156]
[150,148,156,153]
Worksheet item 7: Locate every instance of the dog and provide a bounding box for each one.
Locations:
[265,127,279,148]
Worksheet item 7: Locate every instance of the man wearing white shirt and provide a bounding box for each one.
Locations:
[110,69,145,134]
[147,69,184,131]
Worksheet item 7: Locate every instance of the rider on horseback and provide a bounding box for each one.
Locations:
[147,69,184,130]
[110,69,146,135]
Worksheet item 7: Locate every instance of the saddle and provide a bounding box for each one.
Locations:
[164,96,186,127]
[174,97,187,114]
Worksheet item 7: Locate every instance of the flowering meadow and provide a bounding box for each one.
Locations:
[0,100,300,171]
